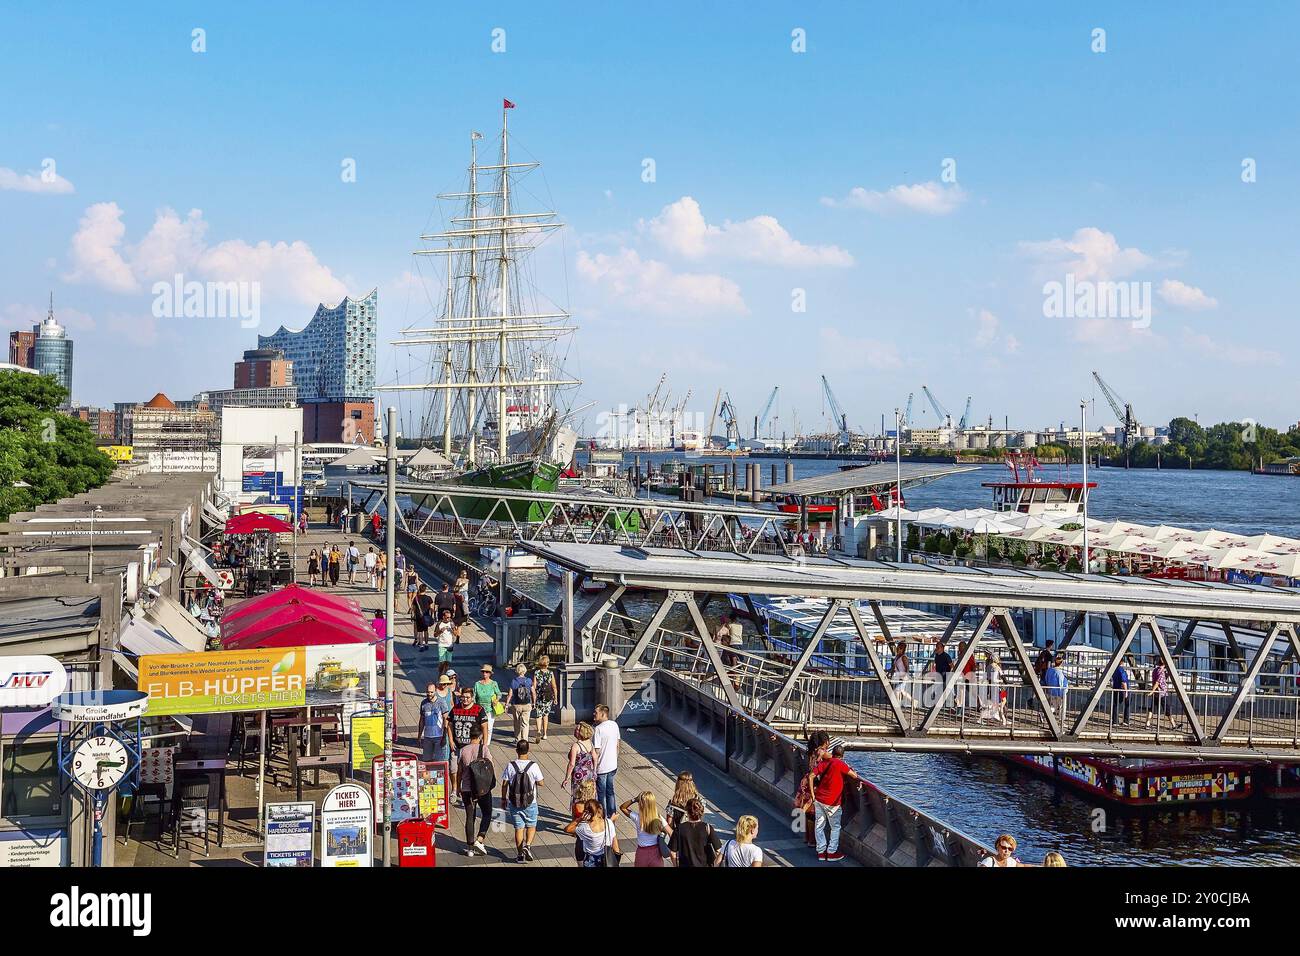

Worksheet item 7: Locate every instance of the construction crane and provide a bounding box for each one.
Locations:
[903,393,914,430]
[821,376,852,449]
[754,386,779,439]
[1092,370,1140,450]
[958,396,973,430]
[719,393,741,450]
[921,385,953,428]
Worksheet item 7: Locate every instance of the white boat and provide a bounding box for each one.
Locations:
[481,546,541,570]
[546,560,606,591]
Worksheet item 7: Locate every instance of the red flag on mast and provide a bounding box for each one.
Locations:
[503,98,516,109]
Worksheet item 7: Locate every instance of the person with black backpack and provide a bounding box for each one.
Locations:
[500,739,544,863]
[457,722,496,857]
[508,663,535,745]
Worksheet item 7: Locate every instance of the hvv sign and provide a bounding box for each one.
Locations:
[0,656,69,708]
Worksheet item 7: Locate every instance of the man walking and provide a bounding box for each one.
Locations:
[807,741,861,862]
[1045,654,1069,725]
[592,703,621,821]
[364,546,378,589]
[434,581,457,621]
[346,541,360,585]
[417,677,453,765]
[501,739,544,863]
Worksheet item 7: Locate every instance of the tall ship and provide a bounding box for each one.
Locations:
[381,101,580,522]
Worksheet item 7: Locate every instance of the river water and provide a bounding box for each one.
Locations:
[340,454,1300,864]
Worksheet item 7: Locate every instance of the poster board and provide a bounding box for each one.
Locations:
[264,802,315,867]
[138,644,376,716]
[418,760,450,828]
[349,713,386,772]
[138,746,176,798]
[321,784,372,868]
[371,753,420,827]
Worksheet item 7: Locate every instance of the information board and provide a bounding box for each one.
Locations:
[265,802,315,867]
[321,784,372,868]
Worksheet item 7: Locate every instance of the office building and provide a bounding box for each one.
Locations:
[33,295,74,398]
[233,348,294,389]
[8,328,35,368]
[257,289,377,443]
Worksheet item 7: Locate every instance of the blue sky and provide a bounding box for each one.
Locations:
[2,2,1296,437]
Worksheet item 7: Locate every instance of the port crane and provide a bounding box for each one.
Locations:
[958,396,973,430]
[754,386,780,439]
[708,389,742,450]
[921,385,953,428]
[821,376,852,449]
[903,392,914,431]
[1092,370,1140,452]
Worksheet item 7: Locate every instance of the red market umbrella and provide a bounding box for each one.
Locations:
[224,511,294,535]
[221,613,377,650]
[221,601,370,644]
[222,583,362,624]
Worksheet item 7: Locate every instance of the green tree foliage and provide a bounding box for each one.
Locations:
[0,371,114,520]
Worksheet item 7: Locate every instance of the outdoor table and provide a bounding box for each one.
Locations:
[286,751,349,800]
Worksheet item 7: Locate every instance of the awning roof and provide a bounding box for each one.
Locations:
[117,617,195,679]
[224,511,294,534]
[221,614,377,650]
[144,595,210,652]
[405,447,453,469]
[764,462,976,497]
[221,583,362,624]
[221,601,369,643]
[179,536,224,588]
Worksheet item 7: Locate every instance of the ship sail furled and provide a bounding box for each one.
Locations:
[380,101,580,473]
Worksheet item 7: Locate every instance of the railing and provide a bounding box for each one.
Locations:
[590,610,1300,747]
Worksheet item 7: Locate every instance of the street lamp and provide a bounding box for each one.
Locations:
[895,408,903,562]
[87,505,103,583]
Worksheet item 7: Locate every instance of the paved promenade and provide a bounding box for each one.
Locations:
[121,520,834,866]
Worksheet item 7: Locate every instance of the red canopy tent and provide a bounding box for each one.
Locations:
[224,511,294,535]
[221,601,370,644]
[222,583,361,624]
[221,613,378,651]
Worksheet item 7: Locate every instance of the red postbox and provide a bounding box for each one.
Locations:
[397,818,437,867]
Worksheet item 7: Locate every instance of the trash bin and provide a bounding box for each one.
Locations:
[397,818,437,867]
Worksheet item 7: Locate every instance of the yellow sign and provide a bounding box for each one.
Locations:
[350,714,386,770]
[138,647,307,716]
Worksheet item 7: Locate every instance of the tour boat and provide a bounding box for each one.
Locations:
[983,451,1095,517]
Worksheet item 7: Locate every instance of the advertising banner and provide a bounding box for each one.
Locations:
[137,644,376,716]
[418,760,450,828]
[265,802,315,867]
[321,784,372,868]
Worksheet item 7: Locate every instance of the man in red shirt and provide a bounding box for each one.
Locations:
[806,741,861,862]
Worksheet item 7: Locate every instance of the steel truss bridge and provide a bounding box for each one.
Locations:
[527,541,1300,760]
[345,479,798,555]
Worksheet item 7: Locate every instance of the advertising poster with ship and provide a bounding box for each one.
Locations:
[137,644,375,716]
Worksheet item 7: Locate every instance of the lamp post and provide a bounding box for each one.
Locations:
[895,408,903,561]
[382,406,396,866]
[86,505,103,583]
[1081,400,1090,649]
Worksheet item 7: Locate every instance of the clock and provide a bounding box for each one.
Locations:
[71,735,130,791]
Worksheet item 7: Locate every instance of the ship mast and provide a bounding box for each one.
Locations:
[383,102,581,466]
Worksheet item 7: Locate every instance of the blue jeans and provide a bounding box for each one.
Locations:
[596,770,617,819]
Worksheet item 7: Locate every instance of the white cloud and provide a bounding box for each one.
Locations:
[817,326,902,370]
[1158,278,1217,310]
[577,248,748,317]
[641,196,852,267]
[975,309,999,347]
[0,166,75,194]
[1070,317,1162,353]
[821,181,966,216]
[1180,326,1281,366]
[64,203,349,305]
[3,302,96,332]
[1018,227,1153,281]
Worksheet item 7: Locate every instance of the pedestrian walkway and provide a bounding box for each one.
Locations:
[297,521,835,866]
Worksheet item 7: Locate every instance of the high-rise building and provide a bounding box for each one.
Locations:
[233,348,294,389]
[33,294,74,399]
[257,289,377,443]
[8,329,35,368]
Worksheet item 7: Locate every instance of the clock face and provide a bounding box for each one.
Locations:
[72,735,129,791]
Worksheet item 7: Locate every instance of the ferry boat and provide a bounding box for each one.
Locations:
[1005,753,1252,807]
[984,451,1095,516]
[480,546,542,571]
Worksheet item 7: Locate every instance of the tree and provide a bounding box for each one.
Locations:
[0,371,114,521]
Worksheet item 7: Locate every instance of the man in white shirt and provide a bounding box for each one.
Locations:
[347,542,360,584]
[592,704,621,820]
[364,547,378,587]
[500,739,544,863]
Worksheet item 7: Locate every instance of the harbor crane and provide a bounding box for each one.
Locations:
[754,386,780,439]
[708,388,741,450]
[921,385,953,428]
[821,375,852,449]
[903,392,914,430]
[958,396,973,430]
[1092,370,1140,452]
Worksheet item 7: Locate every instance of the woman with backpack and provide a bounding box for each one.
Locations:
[720,815,764,867]
[458,722,495,857]
[563,722,597,796]
[532,655,557,742]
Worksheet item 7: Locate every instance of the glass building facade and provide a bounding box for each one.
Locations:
[257,289,377,404]
[33,314,73,399]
